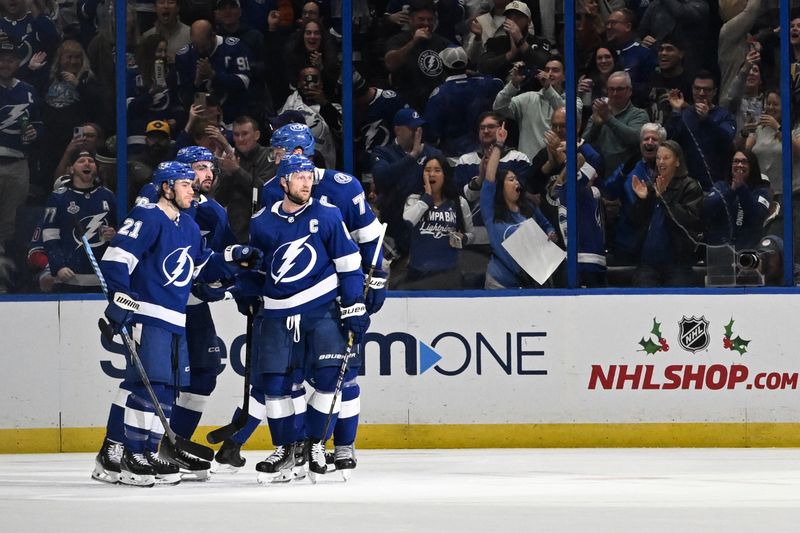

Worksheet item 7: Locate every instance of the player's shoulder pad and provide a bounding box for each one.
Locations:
[382,89,397,98]
[252,206,266,218]
[176,44,190,55]
[330,171,354,185]
[224,37,240,46]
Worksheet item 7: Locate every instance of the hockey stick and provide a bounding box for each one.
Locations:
[205,311,253,444]
[320,222,388,445]
[81,232,215,462]
[205,185,260,444]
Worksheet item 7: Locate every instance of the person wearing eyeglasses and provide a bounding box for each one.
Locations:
[581,71,649,176]
[664,70,737,191]
[604,8,656,107]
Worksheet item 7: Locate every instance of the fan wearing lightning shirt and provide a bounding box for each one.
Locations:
[214,123,385,479]
[232,154,368,484]
[41,149,116,293]
[91,161,261,487]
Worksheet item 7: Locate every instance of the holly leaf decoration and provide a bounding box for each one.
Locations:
[730,336,750,355]
[650,318,662,339]
[724,318,735,339]
[639,337,661,355]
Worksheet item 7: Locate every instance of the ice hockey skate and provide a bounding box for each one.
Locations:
[211,440,245,474]
[334,444,357,481]
[158,437,211,481]
[91,437,122,484]
[256,444,295,484]
[291,439,308,481]
[145,450,181,485]
[307,439,327,483]
[119,448,156,487]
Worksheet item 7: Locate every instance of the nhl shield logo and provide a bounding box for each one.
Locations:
[678,316,710,353]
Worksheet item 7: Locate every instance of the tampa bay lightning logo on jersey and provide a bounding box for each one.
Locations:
[0,104,29,134]
[271,235,317,284]
[333,172,352,184]
[418,50,443,77]
[162,246,195,288]
[73,212,109,248]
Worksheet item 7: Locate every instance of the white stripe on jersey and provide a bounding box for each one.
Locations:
[42,228,61,242]
[103,246,140,274]
[262,273,337,310]
[136,300,186,328]
[333,251,361,273]
[350,217,383,243]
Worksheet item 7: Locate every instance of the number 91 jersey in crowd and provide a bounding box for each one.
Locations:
[245,198,364,318]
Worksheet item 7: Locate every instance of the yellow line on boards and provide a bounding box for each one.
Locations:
[3,423,800,454]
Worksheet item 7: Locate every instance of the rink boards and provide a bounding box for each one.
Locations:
[2,294,800,453]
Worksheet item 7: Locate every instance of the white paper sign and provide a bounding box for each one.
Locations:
[501,218,566,284]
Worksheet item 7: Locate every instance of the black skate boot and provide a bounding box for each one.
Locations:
[307,439,327,483]
[211,439,246,474]
[145,450,181,485]
[158,438,211,481]
[255,443,295,484]
[91,437,122,484]
[334,444,357,481]
[119,448,156,487]
[292,439,308,481]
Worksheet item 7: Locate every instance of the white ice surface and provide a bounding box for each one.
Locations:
[1,449,800,532]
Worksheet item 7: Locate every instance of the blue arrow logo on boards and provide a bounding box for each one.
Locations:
[418,341,443,374]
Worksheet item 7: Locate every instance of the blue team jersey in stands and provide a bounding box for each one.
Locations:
[356,88,407,162]
[424,74,503,157]
[100,204,231,333]
[42,183,116,280]
[245,198,364,317]
[0,79,43,158]
[263,167,384,266]
[175,35,252,123]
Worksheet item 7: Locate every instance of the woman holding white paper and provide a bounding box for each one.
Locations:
[480,123,557,289]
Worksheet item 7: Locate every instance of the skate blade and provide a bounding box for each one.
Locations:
[154,473,182,485]
[340,469,352,482]
[257,470,292,484]
[119,471,155,488]
[91,467,120,484]
[179,469,210,482]
[210,461,242,474]
[291,465,307,481]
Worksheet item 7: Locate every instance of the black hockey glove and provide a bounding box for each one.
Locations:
[365,269,388,315]
[340,299,370,345]
[224,245,263,270]
[191,281,235,302]
[105,292,139,334]
[235,294,262,317]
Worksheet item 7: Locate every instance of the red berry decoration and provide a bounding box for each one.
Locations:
[723,337,731,349]
[662,343,669,351]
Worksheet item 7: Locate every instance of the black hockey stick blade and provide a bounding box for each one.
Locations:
[206,413,247,445]
[97,318,215,461]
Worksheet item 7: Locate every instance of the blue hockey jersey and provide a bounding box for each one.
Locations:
[175,35,253,124]
[262,167,384,268]
[424,74,503,157]
[0,13,59,84]
[100,204,234,333]
[244,198,364,317]
[42,182,116,283]
[355,88,407,172]
[0,78,44,158]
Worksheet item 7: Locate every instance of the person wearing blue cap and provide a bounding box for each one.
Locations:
[371,107,443,258]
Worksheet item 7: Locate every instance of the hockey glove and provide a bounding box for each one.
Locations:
[224,245,263,270]
[340,300,370,345]
[364,269,388,315]
[105,292,139,334]
[235,294,262,317]
[191,281,235,303]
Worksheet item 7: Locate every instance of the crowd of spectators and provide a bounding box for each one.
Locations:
[1,0,799,293]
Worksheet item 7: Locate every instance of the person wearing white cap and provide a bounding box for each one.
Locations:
[423,45,503,159]
[477,0,553,81]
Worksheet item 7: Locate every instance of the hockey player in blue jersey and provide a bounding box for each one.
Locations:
[91,160,261,487]
[232,154,368,483]
[42,150,116,292]
[168,146,239,478]
[214,124,384,478]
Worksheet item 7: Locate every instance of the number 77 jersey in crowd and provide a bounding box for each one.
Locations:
[243,198,364,318]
